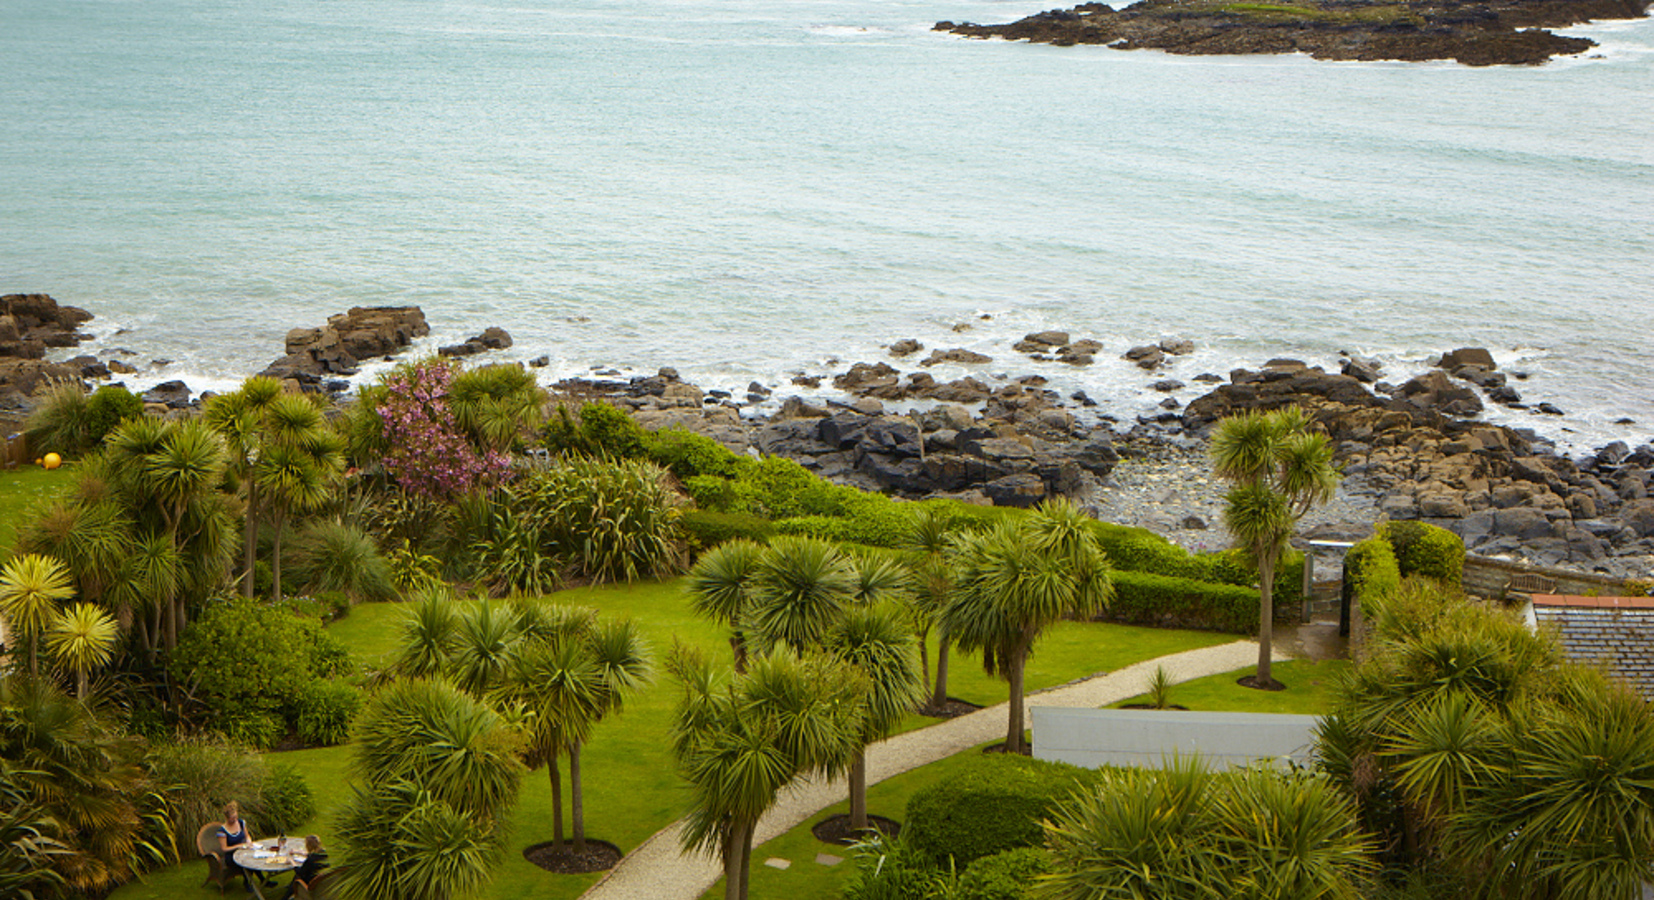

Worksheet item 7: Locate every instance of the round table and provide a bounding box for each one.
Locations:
[233,838,307,900]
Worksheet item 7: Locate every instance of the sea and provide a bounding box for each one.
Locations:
[2,0,1652,456]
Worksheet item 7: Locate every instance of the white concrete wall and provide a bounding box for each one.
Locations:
[1031,706,1322,771]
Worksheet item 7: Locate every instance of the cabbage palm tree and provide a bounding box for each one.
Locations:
[0,555,76,677]
[827,602,923,831]
[906,507,962,710]
[203,376,284,596]
[686,538,765,673]
[944,499,1111,754]
[255,394,345,602]
[671,646,864,900]
[391,591,461,679]
[15,498,134,629]
[45,604,118,701]
[1210,407,1338,688]
[447,600,522,697]
[748,536,857,654]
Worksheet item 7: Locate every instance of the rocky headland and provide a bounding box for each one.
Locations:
[935,0,1650,66]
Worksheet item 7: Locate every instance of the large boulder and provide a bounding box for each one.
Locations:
[919,348,993,367]
[1436,347,1496,371]
[265,306,428,383]
[1181,369,1383,431]
[0,294,94,356]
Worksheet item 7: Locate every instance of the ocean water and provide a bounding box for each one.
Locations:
[2,0,1652,454]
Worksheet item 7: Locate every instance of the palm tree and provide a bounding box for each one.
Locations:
[391,592,461,679]
[447,600,522,697]
[670,645,864,900]
[255,394,345,602]
[944,499,1111,754]
[0,555,77,676]
[748,536,857,654]
[337,677,523,900]
[686,538,765,673]
[15,498,134,630]
[1210,407,1338,688]
[203,376,284,596]
[45,604,118,700]
[827,602,923,832]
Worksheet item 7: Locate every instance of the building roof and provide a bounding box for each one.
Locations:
[1531,595,1654,702]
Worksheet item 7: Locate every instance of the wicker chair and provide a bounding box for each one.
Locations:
[196,822,232,893]
[294,866,337,900]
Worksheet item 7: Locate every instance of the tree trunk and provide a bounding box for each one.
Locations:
[723,820,748,900]
[549,756,564,847]
[271,510,286,603]
[163,595,178,652]
[243,482,259,597]
[731,631,748,674]
[931,629,952,709]
[1007,641,1028,754]
[917,626,931,692]
[77,668,88,701]
[737,822,752,900]
[1257,553,1276,685]
[571,741,586,854]
[849,752,868,831]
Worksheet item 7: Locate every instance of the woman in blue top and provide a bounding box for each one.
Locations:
[216,801,256,889]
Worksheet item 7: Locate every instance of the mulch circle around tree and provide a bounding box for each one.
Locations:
[811,814,901,846]
[523,839,623,874]
[919,697,982,719]
[982,741,1033,756]
[1120,703,1191,710]
[1237,675,1287,692]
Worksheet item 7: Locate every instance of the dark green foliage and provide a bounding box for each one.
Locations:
[256,763,316,834]
[904,754,1087,868]
[85,385,145,445]
[841,834,956,900]
[1107,569,1261,633]
[1379,520,1464,586]
[774,499,915,549]
[287,520,397,603]
[171,598,352,748]
[542,401,650,459]
[683,473,742,512]
[680,509,775,550]
[956,847,1049,900]
[1344,535,1401,613]
[293,679,362,747]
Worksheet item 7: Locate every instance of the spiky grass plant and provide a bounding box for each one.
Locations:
[287,519,396,603]
[1147,664,1177,710]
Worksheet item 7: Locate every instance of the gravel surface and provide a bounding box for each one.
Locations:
[578,640,1280,900]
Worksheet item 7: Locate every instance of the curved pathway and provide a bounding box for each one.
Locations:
[579,639,1283,900]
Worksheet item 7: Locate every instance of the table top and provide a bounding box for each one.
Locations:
[233,838,308,873]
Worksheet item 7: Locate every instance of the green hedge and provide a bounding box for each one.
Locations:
[680,509,775,550]
[1345,535,1402,615]
[1107,569,1262,634]
[905,755,1092,868]
[1086,522,1303,610]
[957,847,1051,900]
[1380,520,1465,587]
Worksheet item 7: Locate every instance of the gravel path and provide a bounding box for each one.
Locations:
[579,639,1281,900]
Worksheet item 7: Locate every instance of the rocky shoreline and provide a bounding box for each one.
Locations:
[935,0,1650,66]
[4,296,1650,579]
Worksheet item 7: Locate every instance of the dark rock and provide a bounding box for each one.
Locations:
[747,381,772,398]
[889,338,924,357]
[1020,331,1070,349]
[1489,385,1523,405]
[1192,373,1223,384]
[1149,379,1184,393]
[1124,345,1165,369]
[143,380,193,408]
[1340,357,1381,383]
[776,396,829,419]
[1159,338,1195,355]
[1453,365,1506,389]
[1397,370,1483,417]
[1181,515,1207,530]
[1535,402,1565,416]
[1492,507,1552,540]
[859,417,922,458]
[833,361,900,393]
[983,472,1047,508]
[529,355,550,367]
[1437,347,1496,371]
[267,306,428,379]
[1070,390,1097,407]
[792,374,822,388]
[438,326,512,358]
[755,419,833,457]
[1159,397,1180,410]
[919,348,993,367]
[818,413,872,449]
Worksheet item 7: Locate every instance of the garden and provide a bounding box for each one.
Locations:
[2,361,1650,900]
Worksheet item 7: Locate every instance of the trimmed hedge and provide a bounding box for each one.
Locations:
[1086,521,1303,611]
[957,847,1051,900]
[1108,569,1261,634]
[905,754,1093,868]
[1345,535,1402,615]
[1380,520,1465,587]
[680,509,775,550]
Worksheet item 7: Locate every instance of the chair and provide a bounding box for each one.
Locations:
[296,866,337,900]
[196,822,231,894]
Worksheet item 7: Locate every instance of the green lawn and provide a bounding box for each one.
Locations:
[0,463,75,556]
[110,580,1242,900]
[1110,658,1350,715]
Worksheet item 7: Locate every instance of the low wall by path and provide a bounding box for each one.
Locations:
[1031,707,1322,771]
[1462,554,1642,601]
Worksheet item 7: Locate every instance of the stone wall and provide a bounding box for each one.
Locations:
[1461,554,1643,601]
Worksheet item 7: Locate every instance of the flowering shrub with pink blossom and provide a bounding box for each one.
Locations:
[377,359,513,499]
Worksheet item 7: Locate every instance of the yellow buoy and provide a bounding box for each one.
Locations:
[42,452,61,470]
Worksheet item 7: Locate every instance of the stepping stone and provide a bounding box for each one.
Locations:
[764,858,791,870]
[815,853,843,867]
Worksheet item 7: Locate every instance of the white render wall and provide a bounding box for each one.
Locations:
[1031,707,1323,771]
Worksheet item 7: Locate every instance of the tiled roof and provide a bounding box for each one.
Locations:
[1532,595,1654,702]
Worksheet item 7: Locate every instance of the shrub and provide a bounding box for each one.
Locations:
[1344,535,1401,614]
[1379,520,1464,586]
[23,382,140,458]
[680,509,775,550]
[287,520,397,603]
[905,754,1085,868]
[957,847,1050,900]
[146,738,269,858]
[841,834,956,900]
[293,679,362,747]
[542,401,651,459]
[254,763,316,835]
[1107,569,1261,634]
[646,427,745,480]
[375,358,514,499]
[683,473,741,512]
